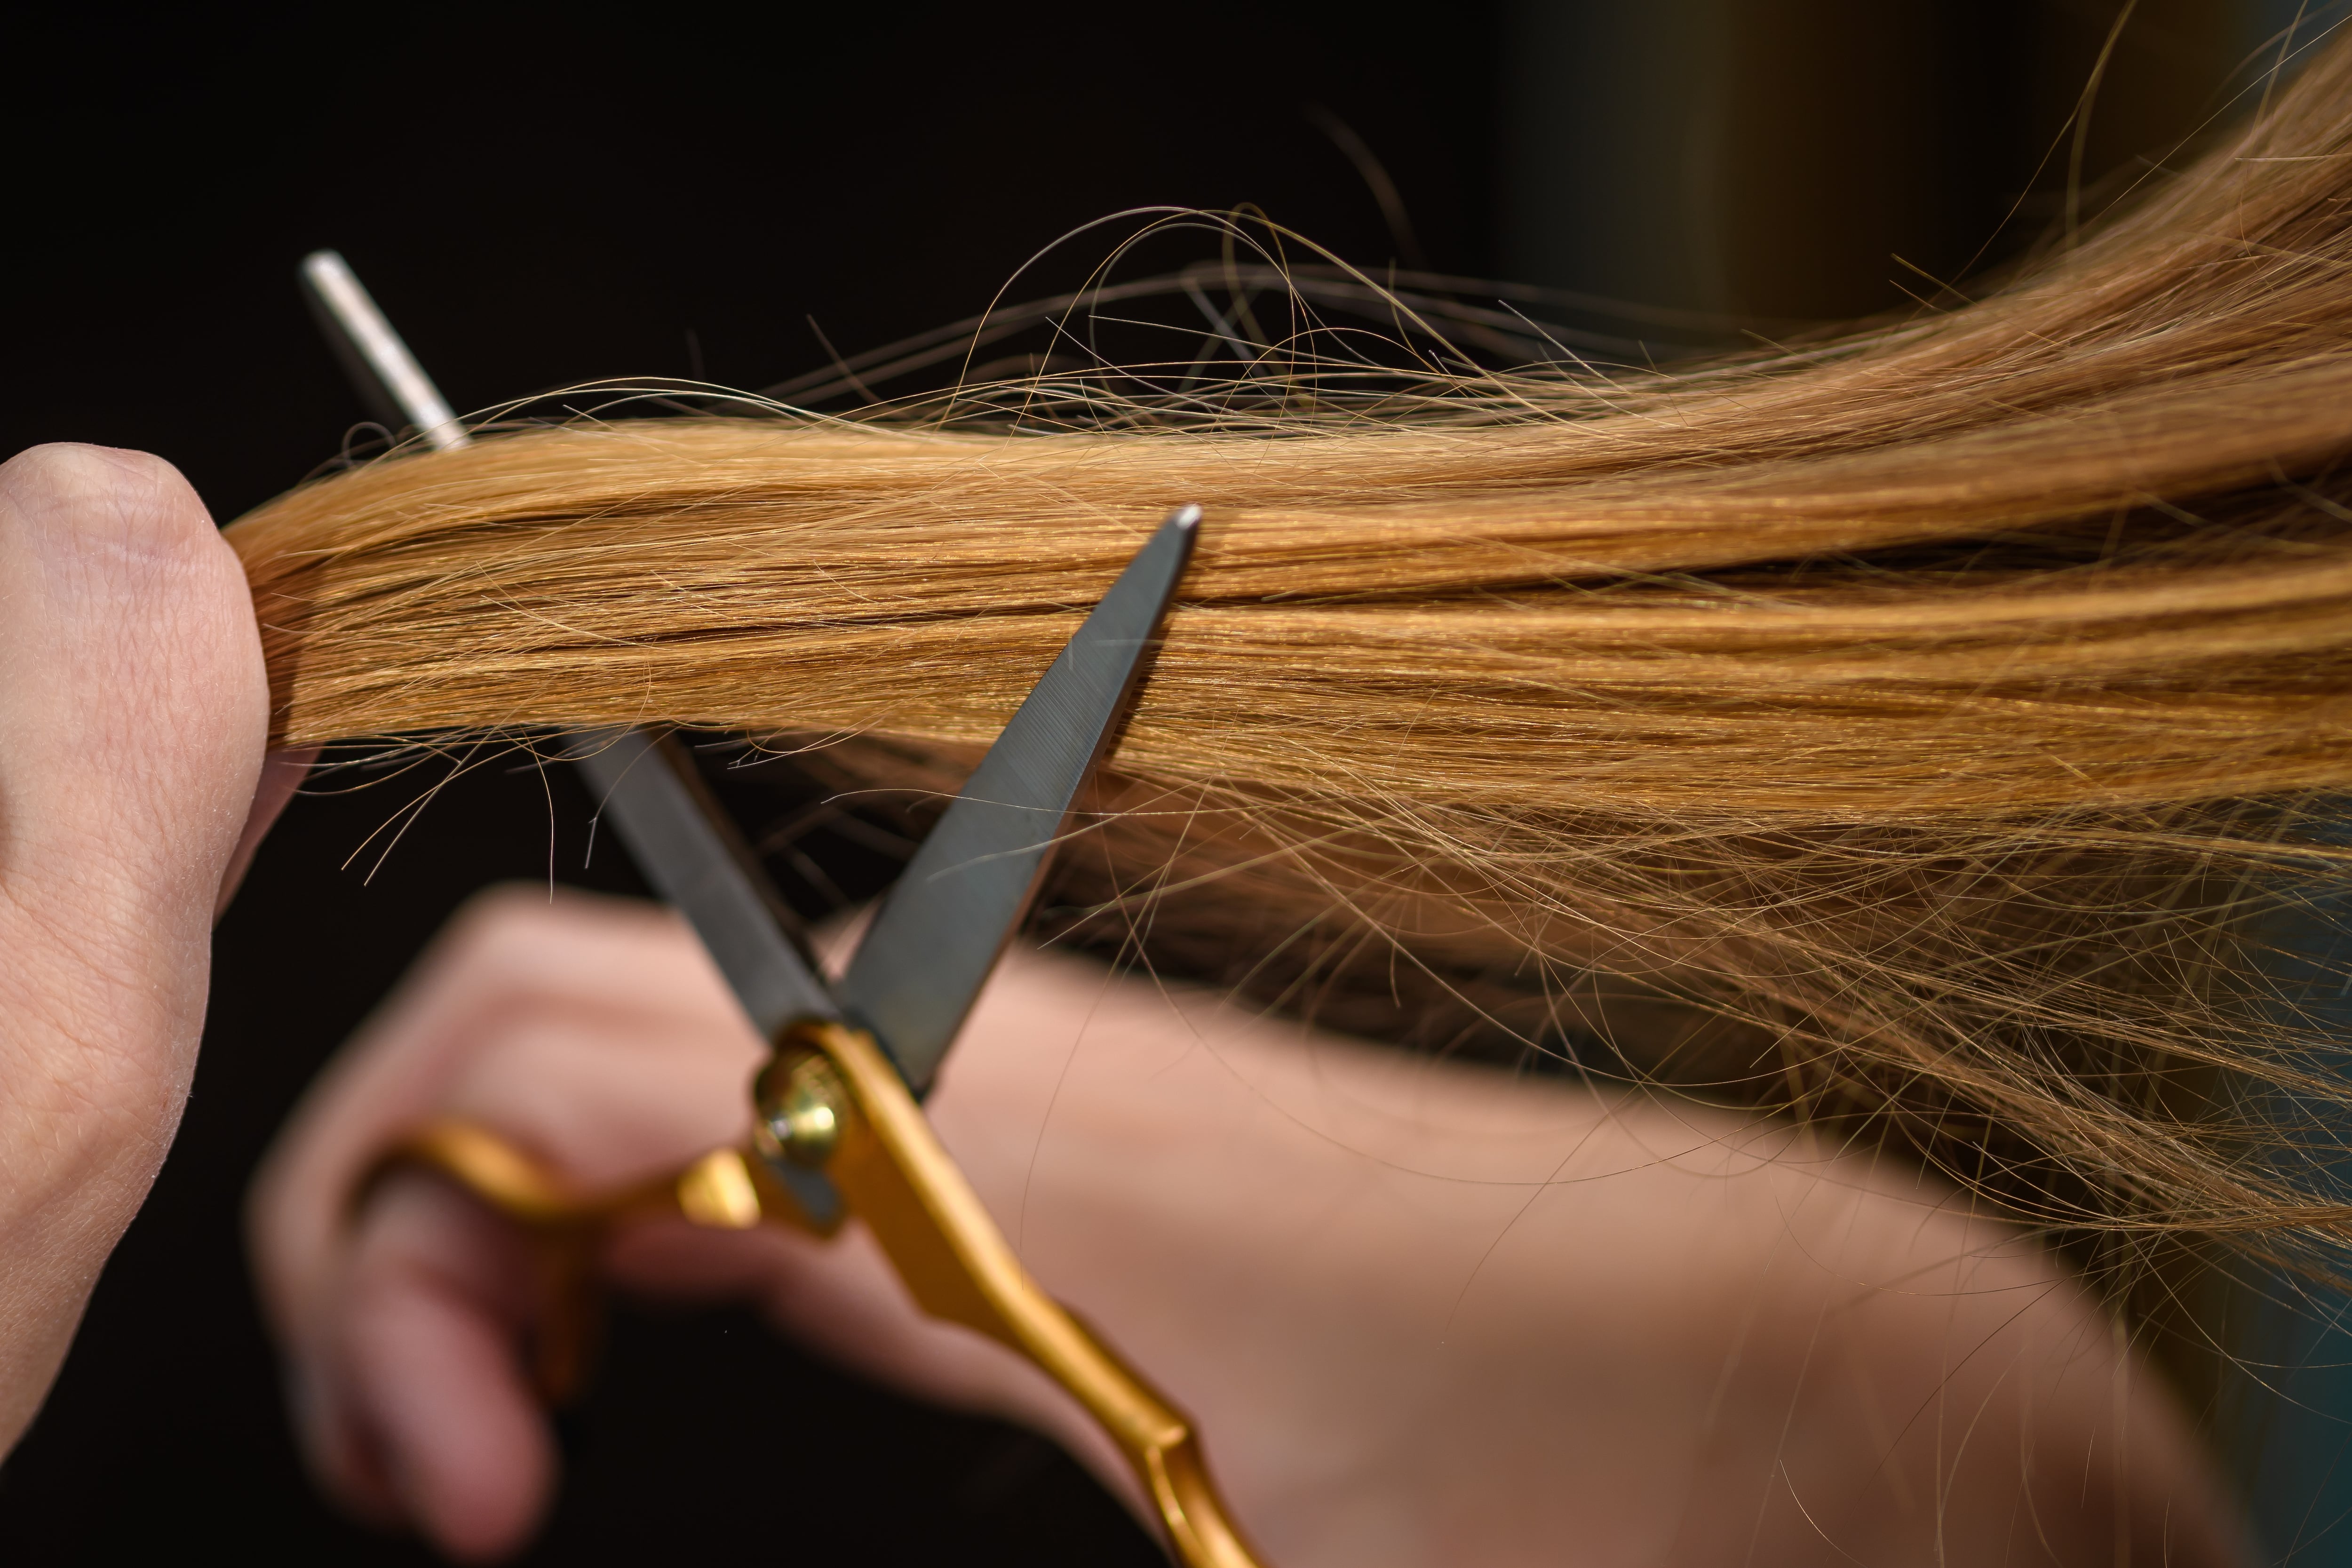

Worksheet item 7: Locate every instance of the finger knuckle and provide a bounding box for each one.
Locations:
[1,443,204,532]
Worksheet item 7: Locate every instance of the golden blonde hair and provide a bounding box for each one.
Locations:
[231,32,2352,1289]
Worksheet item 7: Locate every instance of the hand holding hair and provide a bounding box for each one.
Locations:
[0,445,282,1455]
[252,887,2244,1566]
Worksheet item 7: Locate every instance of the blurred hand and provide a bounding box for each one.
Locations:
[247,887,1100,1561]
[251,886,2247,1567]
[0,445,283,1455]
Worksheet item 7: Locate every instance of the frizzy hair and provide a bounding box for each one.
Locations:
[230,31,2352,1292]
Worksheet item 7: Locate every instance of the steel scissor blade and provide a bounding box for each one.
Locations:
[566,728,838,1038]
[837,506,1200,1095]
[299,250,468,452]
[565,728,847,1225]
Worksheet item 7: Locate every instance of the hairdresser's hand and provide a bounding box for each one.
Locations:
[248,886,1065,1561]
[252,887,1129,1562]
[0,446,289,1455]
[254,887,2250,1568]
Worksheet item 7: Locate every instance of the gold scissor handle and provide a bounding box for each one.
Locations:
[379,1020,1265,1568]
[766,1019,1264,1568]
[383,1122,801,1400]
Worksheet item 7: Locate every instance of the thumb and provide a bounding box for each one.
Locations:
[0,443,268,1451]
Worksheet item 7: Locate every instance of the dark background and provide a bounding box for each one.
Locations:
[0,3,2318,1561]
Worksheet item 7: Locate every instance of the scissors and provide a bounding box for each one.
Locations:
[300,252,1262,1568]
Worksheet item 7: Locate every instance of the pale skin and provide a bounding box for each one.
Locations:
[0,440,2251,1565]
[0,444,291,1452]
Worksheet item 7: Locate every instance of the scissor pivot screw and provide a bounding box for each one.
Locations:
[753,1044,846,1167]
